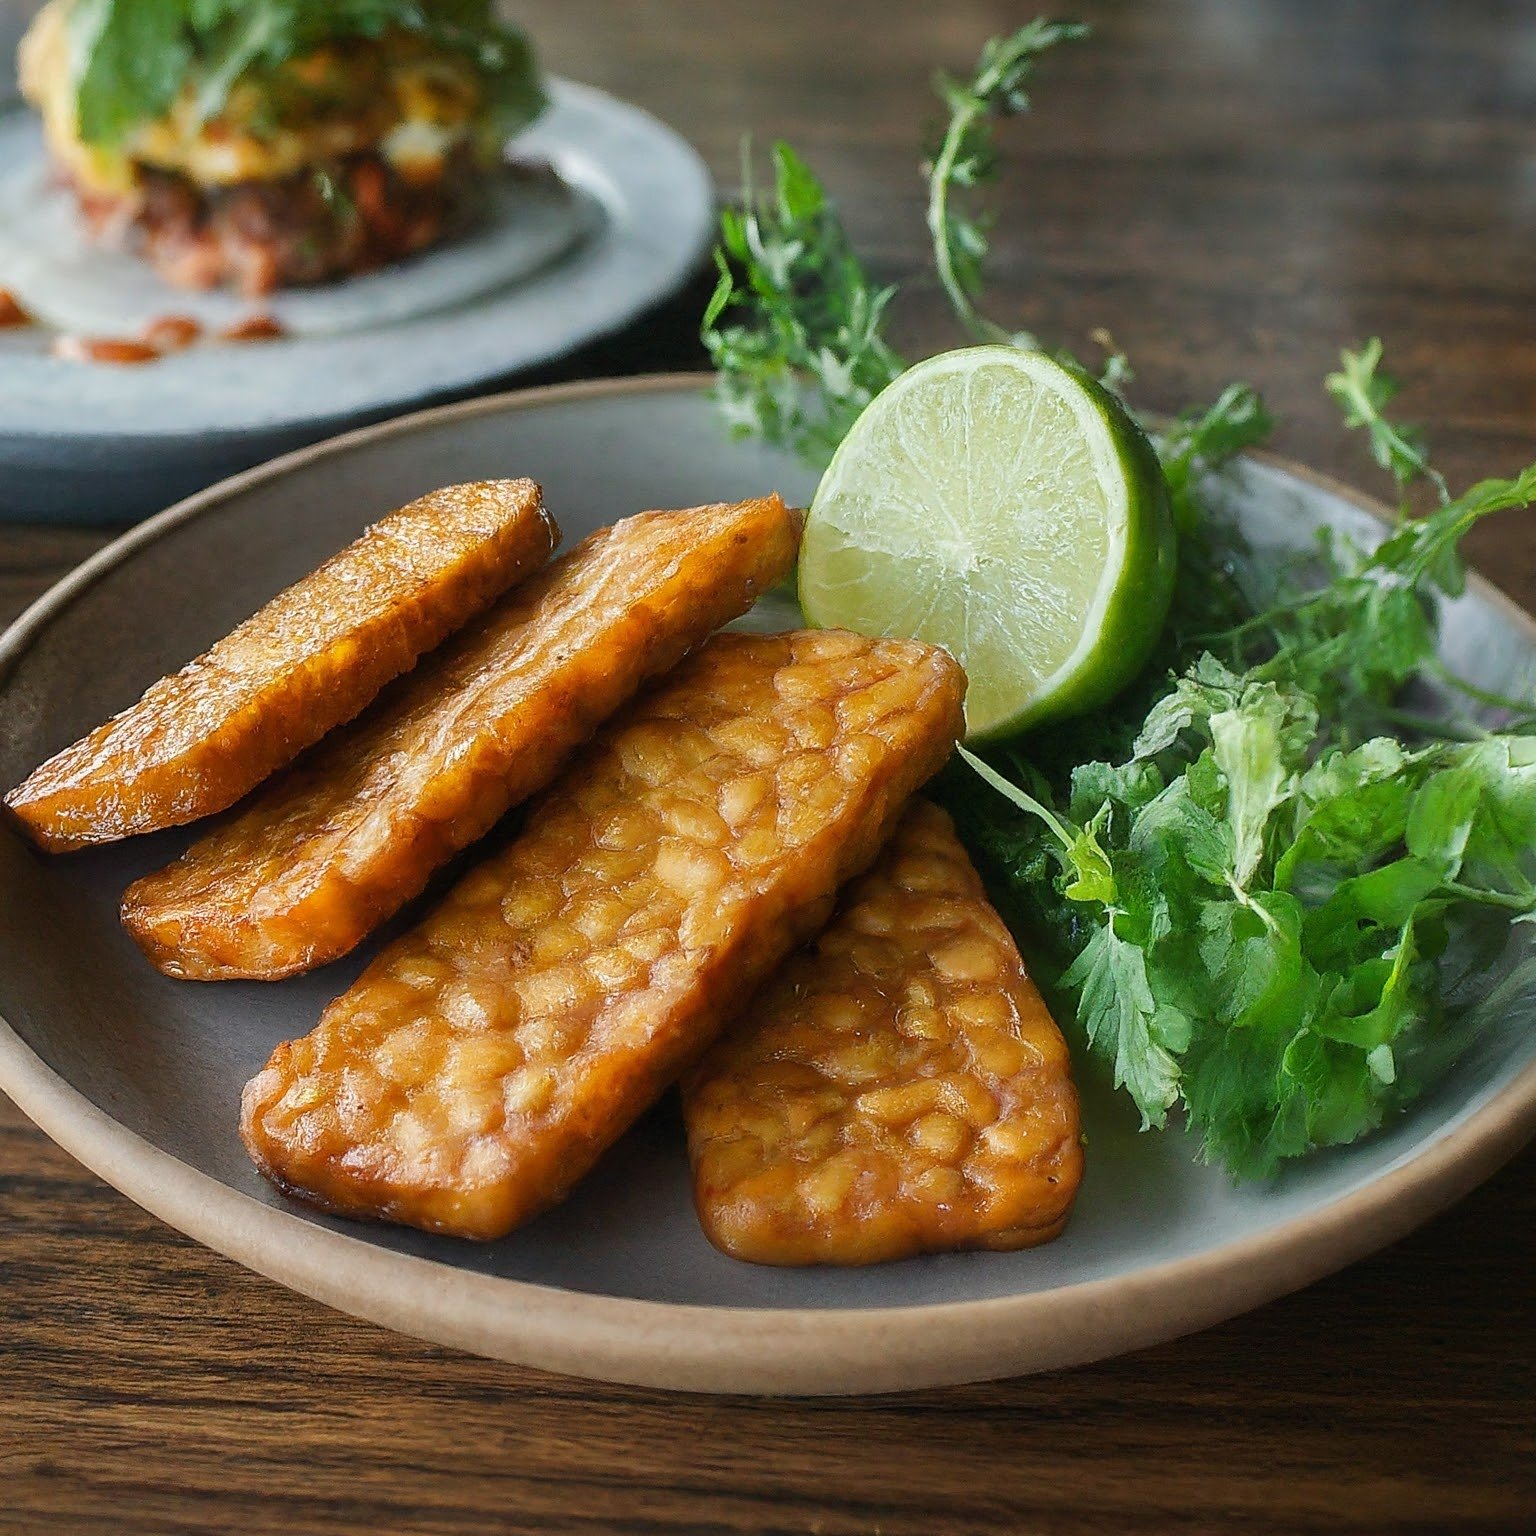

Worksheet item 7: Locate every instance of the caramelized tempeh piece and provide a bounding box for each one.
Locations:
[6,481,555,852]
[122,497,802,980]
[241,630,966,1239]
[682,801,1082,1266]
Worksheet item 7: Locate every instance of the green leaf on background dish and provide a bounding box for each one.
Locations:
[64,0,544,146]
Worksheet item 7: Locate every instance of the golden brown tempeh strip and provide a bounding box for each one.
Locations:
[122,497,802,980]
[682,800,1082,1266]
[241,629,966,1240]
[6,480,556,852]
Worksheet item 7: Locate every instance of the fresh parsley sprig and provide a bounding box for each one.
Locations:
[1326,338,1449,505]
[923,19,1088,346]
[702,142,905,467]
[703,20,1536,1180]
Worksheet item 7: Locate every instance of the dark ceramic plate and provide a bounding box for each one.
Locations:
[2,377,1533,1394]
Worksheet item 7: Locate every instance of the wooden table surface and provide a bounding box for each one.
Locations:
[3,1,1534,1530]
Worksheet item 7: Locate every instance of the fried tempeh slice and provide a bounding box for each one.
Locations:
[682,800,1082,1266]
[241,629,967,1239]
[122,497,802,981]
[6,481,556,852]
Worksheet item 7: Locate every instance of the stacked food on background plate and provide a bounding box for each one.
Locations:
[0,0,708,527]
[3,482,1085,1263]
[17,0,544,295]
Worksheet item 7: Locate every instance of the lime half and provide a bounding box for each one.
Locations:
[799,345,1175,740]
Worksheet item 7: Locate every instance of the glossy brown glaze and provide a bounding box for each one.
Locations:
[684,801,1081,1265]
[5,480,556,850]
[123,497,802,979]
[241,630,966,1239]
[0,288,30,327]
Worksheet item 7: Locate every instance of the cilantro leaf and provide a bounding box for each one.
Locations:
[1063,921,1189,1127]
[1208,685,1311,891]
[1325,338,1448,503]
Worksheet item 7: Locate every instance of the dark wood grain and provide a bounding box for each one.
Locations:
[2,0,1534,1530]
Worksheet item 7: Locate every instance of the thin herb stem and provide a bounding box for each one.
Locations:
[1443,880,1533,911]
[1334,370,1450,505]
[926,100,1009,345]
[958,745,1075,851]
[923,20,1086,348]
[1425,654,1533,716]
[1373,705,1491,742]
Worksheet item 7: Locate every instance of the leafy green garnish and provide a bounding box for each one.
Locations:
[1325,338,1448,505]
[923,19,1088,345]
[68,0,190,147]
[955,408,1536,1175]
[968,703,1536,1175]
[702,142,905,467]
[1212,415,1536,727]
[1156,384,1275,538]
[702,19,1536,1180]
[63,0,543,146]
[701,19,1085,467]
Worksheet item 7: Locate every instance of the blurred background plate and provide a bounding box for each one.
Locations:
[0,80,713,524]
[1,376,1533,1395]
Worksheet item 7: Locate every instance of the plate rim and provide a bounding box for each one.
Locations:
[2,372,1534,1396]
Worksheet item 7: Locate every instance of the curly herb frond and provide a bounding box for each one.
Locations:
[923,19,1089,346]
[701,140,904,467]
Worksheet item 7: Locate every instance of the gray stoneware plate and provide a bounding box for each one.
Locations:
[1,376,1534,1396]
[0,82,712,524]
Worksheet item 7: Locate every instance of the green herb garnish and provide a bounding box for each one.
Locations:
[954,409,1536,1175]
[1325,337,1449,505]
[703,19,1536,1179]
[701,141,904,467]
[923,18,1087,346]
[700,21,1085,466]
[62,0,543,147]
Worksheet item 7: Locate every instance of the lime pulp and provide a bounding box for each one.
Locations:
[797,345,1175,740]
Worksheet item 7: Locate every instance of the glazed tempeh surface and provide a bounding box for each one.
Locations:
[241,629,967,1240]
[123,497,801,980]
[6,480,556,852]
[682,800,1082,1266]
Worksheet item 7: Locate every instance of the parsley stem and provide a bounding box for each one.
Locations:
[1373,705,1491,742]
[925,101,1011,346]
[1224,872,1282,931]
[958,745,1075,851]
[922,20,1087,349]
[1443,880,1533,911]
[1424,654,1533,717]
